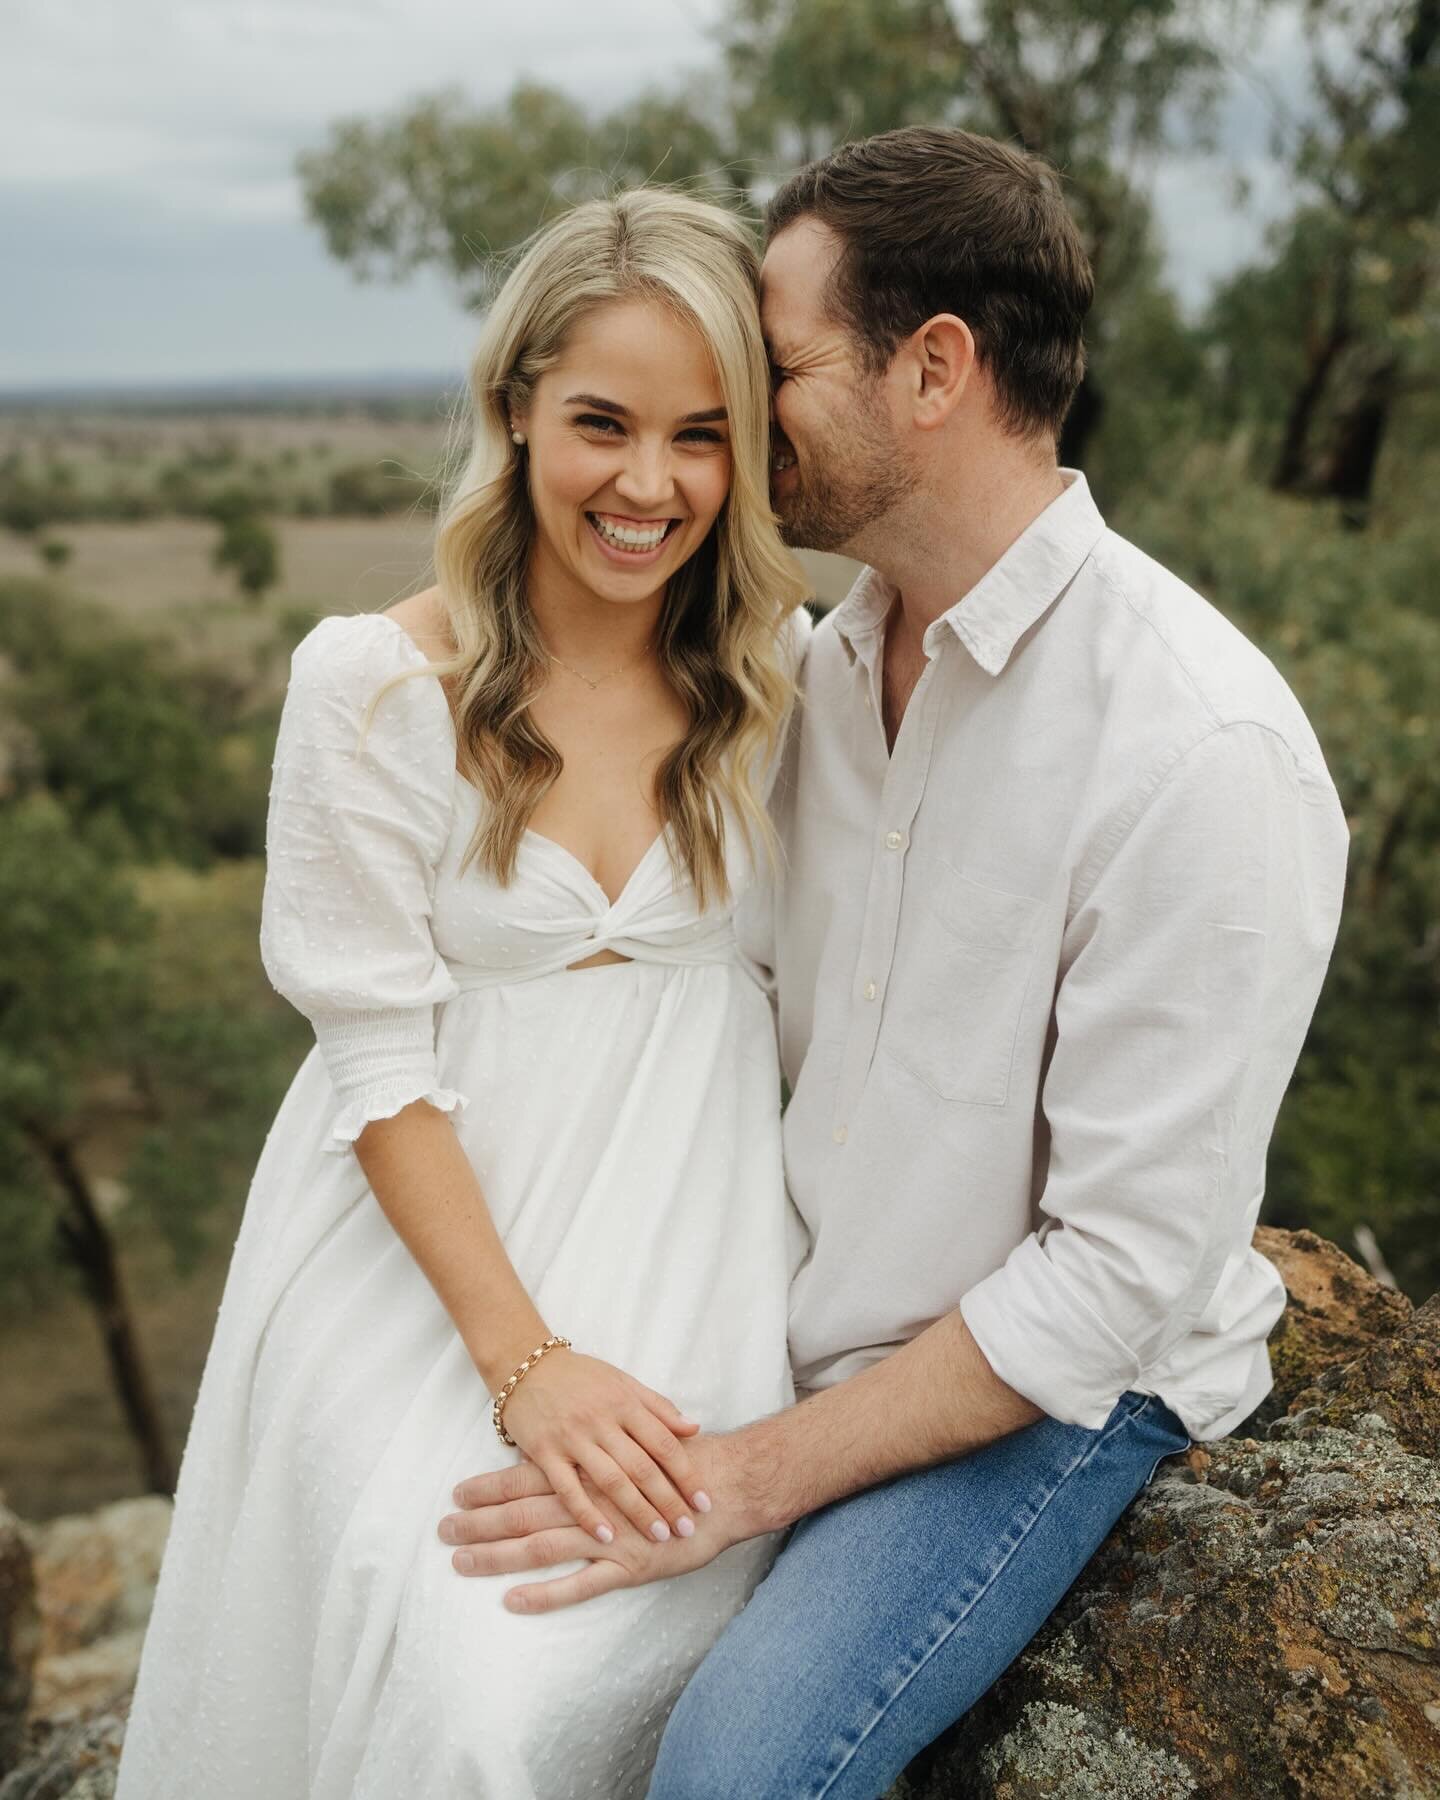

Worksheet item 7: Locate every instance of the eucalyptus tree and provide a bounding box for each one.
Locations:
[297,0,1248,464]
[1210,0,1439,519]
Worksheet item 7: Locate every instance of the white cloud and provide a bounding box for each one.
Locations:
[2,0,725,206]
[0,0,1322,384]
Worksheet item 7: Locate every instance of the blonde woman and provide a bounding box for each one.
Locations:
[117,189,810,1800]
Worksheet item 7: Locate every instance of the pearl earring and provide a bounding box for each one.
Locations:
[511,429,526,445]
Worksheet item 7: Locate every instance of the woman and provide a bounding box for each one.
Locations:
[117,189,811,1799]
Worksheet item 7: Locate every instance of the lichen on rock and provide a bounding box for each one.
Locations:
[914,1281,1440,1798]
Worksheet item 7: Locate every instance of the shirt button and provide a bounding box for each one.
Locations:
[863,981,877,1001]
[833,1124,848,1145]
[885,830,904,850]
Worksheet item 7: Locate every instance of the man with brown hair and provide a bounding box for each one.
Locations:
[440,127,1348,1796]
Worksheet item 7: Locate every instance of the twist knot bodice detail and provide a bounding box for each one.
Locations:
[259,611,760,1151]
[439,808,742,995]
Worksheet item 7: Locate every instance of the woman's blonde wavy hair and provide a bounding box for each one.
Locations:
[367,187,808,909]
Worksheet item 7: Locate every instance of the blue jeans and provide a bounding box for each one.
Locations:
[648,1390,1190,1800]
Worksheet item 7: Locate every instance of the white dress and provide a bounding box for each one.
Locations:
[117,611,805,1800]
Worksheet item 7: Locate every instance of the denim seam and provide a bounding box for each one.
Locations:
[810,1399,1161,1800]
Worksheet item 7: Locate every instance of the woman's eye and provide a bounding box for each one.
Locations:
[679,428,725,445]
[575,414,623,434]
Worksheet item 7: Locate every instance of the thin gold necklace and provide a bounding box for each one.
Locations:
[546,640,653,692]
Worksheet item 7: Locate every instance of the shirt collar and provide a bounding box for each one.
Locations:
[830,469,1106,678]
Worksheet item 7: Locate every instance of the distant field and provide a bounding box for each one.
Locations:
[0,406,453,466]
[0,516,857,635]
[0,514,437,627]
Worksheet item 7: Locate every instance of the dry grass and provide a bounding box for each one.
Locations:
[0,518,857,642]
[0,515,438,656]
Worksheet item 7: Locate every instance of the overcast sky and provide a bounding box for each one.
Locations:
[1,0,1308,390]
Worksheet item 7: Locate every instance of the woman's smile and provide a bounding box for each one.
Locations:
[585,510,683,565]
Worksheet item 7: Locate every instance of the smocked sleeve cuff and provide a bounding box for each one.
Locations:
[304,1003,468,1156]
[325,1080,470,1155]
[959,1235,1143,1430]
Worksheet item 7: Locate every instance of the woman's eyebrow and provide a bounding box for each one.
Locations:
[564,392,628,414]
[564,393,728,426]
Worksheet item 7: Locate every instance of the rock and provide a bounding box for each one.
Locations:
[30,1500,171,1663]
[1245,1227,1412,1429]
[910,1275,1440,1797]
[0,1710,125,1800]
[27,1635,146,1735]
[0,1506,38,1778]
[1276,1293,1440,1460]
[0,1499,168,1793]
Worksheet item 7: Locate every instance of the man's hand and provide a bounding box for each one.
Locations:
[440,1314,1044,1614]
[440,1435,748,1614]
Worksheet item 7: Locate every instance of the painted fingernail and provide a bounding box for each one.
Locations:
[651,1520,671,1542]
[692,1491,712,1514]
[596,1523,614,1544]
[676,1516,695,1538]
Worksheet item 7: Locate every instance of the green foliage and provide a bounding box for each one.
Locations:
[1111,451,1440,1295]
[292,0,1243,473]
[0,795,151,1304]
[212,511,280,600]
[297,82,737,305]
[0,588,304,1314]
[1205,0,1439,507]
[0,581,236,863]
[122,861,309,1271]
[722,0,963,158]
[325,460,433,517]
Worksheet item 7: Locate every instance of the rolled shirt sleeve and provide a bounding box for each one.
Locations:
[959,720,1348,1428]
[259,615,466,1154]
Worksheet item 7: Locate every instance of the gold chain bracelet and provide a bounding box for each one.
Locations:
[492,1336,572,1446]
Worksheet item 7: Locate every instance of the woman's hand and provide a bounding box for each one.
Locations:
[440,1436,746,1614]
[497,1349,711,1546]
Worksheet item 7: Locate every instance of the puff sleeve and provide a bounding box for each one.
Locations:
[259,614,466,1154]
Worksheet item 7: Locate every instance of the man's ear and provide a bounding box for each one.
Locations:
[906,315,975,431]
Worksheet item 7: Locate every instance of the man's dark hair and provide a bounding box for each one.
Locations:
[765,127,1094,442]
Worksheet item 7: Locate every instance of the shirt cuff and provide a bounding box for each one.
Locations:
[959,1234,1142,1429]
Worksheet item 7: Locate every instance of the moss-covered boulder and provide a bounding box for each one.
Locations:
[1246,1227,1413,1430]
[904,1290,1440,1798]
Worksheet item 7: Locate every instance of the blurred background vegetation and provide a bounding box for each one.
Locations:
[1,0,1435,1519]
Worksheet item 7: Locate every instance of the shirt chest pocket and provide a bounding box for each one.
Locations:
[884,866,1043,1108]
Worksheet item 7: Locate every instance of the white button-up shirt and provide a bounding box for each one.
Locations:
[760,471,1348,1440]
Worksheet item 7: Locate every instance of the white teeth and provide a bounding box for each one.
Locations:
[591,515,669,551]
[772,449,796,472]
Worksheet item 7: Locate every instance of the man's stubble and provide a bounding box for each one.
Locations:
[775,378,916,557]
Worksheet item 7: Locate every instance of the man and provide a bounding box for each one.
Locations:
[438,127,1349,1796]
